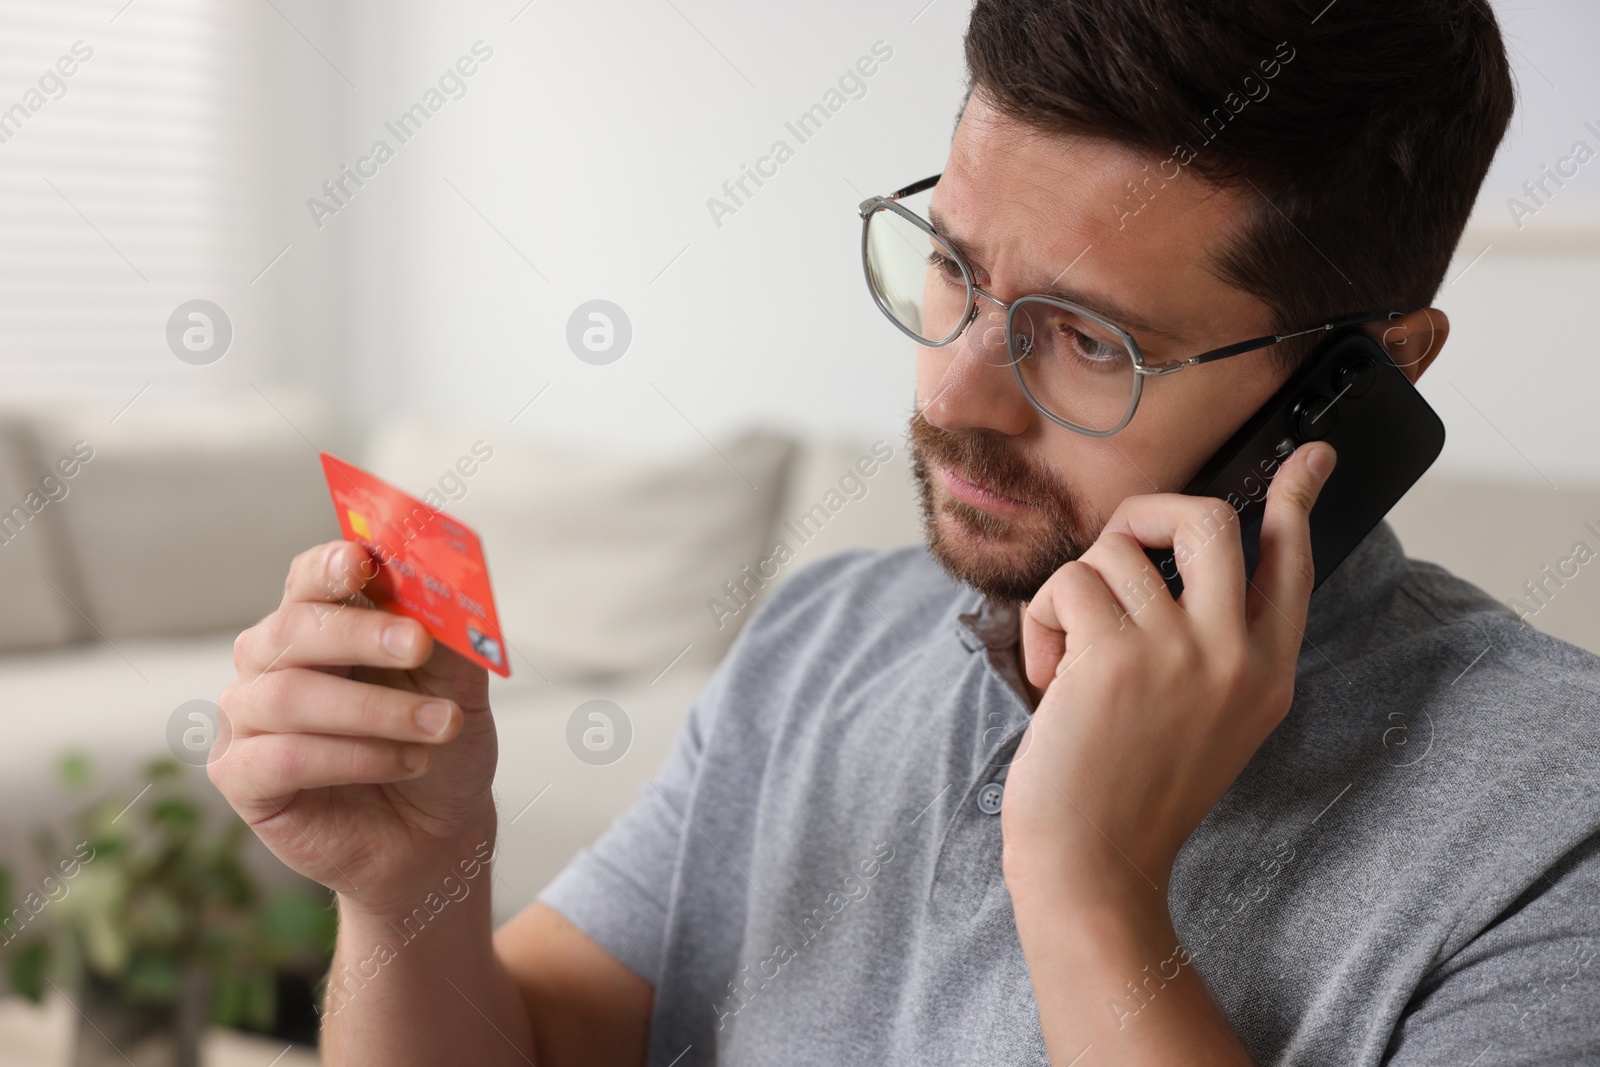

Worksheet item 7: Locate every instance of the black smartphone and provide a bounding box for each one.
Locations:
[1142,326,1445,601]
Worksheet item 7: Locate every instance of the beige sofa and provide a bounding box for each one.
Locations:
[0,397,1595,928]
[0,398,926,923]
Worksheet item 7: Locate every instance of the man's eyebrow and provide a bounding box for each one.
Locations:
[927,206,1177,343]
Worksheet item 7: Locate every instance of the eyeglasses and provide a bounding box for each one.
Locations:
[859,173,1400,437]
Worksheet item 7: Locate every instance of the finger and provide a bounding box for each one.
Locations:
[234,599,432,675]
[1022,559,1123,691]
[1248,441,1336,658]
[212,732,432,811]
[222,669,460,744]
[1074,530,1180,631]
[282,540,381,607]
[1099,493,1246,631]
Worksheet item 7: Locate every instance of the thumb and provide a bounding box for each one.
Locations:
[1247,440,1337,638]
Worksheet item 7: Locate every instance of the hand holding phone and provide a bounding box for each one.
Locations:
[1143,327,1445,601]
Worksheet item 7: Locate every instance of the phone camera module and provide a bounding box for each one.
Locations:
[1292,394,1339,441]
[1335,356,1377,399]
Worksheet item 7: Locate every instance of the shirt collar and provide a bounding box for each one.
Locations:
[956,518,1409,663]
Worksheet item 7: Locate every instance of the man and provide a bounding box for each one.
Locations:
[213,0,1600,1063]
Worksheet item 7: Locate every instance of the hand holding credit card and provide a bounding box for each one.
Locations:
[319,452,510,677]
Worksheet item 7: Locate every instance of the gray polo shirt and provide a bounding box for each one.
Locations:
[535,518,1600,1065]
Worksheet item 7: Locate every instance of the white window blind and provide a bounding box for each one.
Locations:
[0,0,279,401]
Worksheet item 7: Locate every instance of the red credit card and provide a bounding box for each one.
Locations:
[319,452,509,677]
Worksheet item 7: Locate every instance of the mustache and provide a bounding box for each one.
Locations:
[907,409,1066,506]
[905,405,1101,601]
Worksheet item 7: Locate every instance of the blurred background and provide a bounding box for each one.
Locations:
[0,0,1596,1062]
[0,0,1597,462]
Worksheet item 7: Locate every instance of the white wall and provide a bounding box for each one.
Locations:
[1437,0,1600,485]
[322,0,972,461]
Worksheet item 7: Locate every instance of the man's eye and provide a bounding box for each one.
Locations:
[927,251,964,286]
[1065,326,1121,361]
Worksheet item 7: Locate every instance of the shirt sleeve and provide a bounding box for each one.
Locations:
[1381,829,1600,1064]
[532,630,747,987]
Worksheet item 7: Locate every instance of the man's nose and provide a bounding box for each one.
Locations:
[978,305,1011,354]
[920,302,1037,435]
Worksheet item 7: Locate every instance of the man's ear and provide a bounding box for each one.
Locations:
[1361,307,1448,384]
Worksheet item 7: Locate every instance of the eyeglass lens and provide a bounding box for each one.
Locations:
[864,202,1138,432]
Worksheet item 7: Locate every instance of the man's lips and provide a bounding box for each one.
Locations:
[938,463,1032,514]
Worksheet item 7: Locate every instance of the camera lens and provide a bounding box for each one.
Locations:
[1292,394,1339,440]
[1336,356,1376,398]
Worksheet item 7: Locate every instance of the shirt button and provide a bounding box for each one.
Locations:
[977,782,1004,815]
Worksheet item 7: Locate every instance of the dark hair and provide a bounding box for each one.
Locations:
[962,0,1515,373]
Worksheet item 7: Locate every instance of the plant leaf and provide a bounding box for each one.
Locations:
[143,756,183,781]
[245,971,276,1030]
[151,798,199,835]
[211,972,244,1027]
[7,939,49,1002]
[81,908,129,978]
[258,891,337,958]
[123,953,180,1004]
[58,750,92,790]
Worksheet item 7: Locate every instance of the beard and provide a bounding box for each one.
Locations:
[906,406,1100,603]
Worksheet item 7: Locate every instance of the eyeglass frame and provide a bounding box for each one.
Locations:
[859,172,1402,438]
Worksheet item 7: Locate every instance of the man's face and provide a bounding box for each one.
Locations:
[909,89,1290,603]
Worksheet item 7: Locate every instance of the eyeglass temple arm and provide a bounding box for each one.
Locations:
[1177,309,1400,368]
[891,174,941,199]
[859,174,942,218]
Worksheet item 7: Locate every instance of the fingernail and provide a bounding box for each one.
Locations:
[401,744,429,773]
[415,701,451,738]
[383,623,415,658]
[324,543,345,587]
[1307,443,1337,483]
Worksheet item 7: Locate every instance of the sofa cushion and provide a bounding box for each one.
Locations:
[362,420,797,683]
[0,415,84,650]
[24,397,348,639]
[732,434,924,625]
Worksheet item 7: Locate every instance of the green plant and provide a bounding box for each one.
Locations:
[0,750,336,1033]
